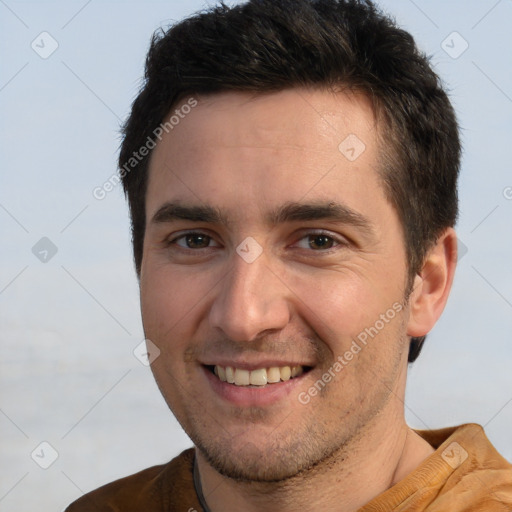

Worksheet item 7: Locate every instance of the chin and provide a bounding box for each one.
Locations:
[199,446,307,483]
[193,429,334,483]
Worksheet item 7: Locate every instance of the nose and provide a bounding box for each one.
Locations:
[209,249,291,343]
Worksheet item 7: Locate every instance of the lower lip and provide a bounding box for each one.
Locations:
[202,366,308,407]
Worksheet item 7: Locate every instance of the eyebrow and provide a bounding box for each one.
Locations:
[151,203,229,225]
[150,200,374,236]
[266,201,373,234]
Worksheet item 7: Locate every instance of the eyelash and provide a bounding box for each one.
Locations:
[165,230,348,253]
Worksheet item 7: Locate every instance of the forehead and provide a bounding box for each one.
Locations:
[146,88,386,224]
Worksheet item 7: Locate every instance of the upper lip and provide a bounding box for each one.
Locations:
[201,359,315,371]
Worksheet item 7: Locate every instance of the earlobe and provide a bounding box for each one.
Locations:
[406,228,458,337]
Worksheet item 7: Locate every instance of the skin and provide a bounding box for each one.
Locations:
[140,88,457,511]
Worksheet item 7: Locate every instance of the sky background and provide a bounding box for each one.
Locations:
[1,0,511,510]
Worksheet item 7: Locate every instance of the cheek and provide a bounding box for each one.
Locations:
[289,272,375,343]
[140,267,209,402]
[288,267,406,357]
[140,265,206,342]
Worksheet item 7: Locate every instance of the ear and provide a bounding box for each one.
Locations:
[406,228,458,337]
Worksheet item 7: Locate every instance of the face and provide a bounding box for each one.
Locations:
[140,88,412,482]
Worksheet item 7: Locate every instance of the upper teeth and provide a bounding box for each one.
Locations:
[214,365,304,386]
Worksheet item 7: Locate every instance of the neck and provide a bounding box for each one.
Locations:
[195,416,434,512]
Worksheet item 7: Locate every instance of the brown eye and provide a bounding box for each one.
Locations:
[307,234,335,250]
[170,232,216,249]
[294,231,344,252]
[183,233,211,249]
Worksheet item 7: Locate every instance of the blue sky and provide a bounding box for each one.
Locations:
[1,1,511,509]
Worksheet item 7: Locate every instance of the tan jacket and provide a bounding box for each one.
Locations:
[66,423,512,511]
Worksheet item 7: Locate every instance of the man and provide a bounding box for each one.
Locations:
[67,0,512,510]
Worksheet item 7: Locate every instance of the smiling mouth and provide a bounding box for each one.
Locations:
[207,365,311,387]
